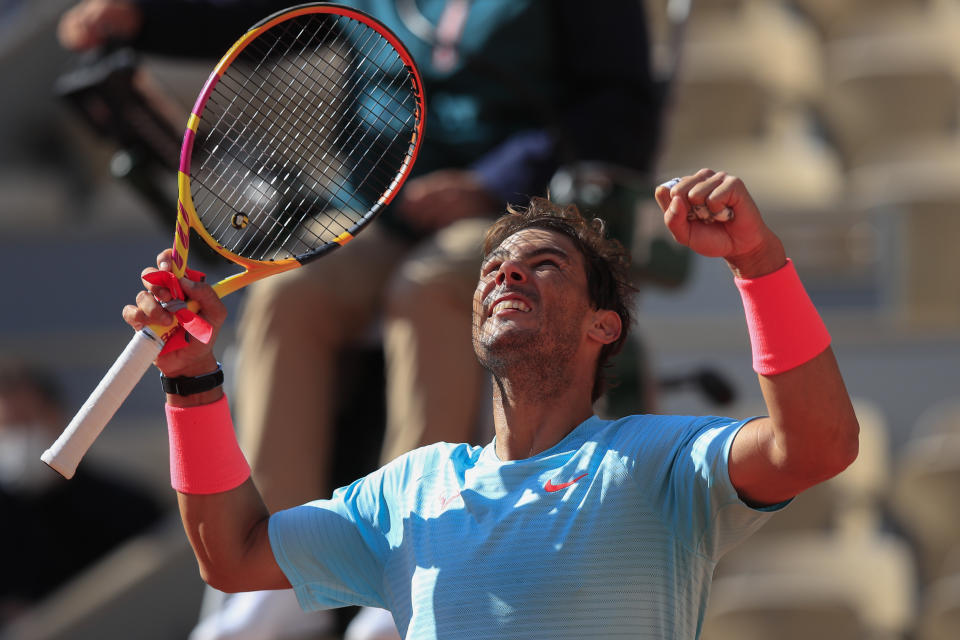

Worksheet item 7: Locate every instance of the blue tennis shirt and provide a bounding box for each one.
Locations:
[268,414,783,638]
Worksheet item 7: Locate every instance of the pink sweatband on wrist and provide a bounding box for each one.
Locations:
[734,259,831,375]
[165,394,251,494]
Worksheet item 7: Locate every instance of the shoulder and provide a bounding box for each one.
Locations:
[600,414,747,468]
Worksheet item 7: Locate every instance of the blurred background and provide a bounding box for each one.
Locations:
[1,0,958,638]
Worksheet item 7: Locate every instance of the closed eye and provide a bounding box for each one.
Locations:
[481,261,501,276]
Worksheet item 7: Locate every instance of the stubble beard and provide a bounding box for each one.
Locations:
[473,314,582,402]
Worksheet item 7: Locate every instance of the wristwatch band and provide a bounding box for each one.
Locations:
[161,363,224,396]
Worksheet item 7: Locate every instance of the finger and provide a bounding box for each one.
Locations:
[663,169,713,218]
[687,171,727,210]
[654,178,678,212]
[707,173,761,225]
[179,278,227,325]
[669,168,716,200]
[156,248,175,271]
[684,171,728,222]
[121,304,148,331]
[135,290,174,326]
[140,267,173,303]
[662,194,691,246]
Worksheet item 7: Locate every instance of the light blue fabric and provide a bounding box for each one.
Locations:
[269,414,785,639]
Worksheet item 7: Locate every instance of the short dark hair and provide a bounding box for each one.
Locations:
[482,197,635,402]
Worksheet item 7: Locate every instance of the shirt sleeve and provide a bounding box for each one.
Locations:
[268,467,395,611]
[616,415,789,561]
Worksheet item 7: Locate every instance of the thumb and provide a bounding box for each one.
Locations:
[654,185,673,213]
[179,277,216,304]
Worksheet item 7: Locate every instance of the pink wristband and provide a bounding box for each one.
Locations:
[165,394,251,494]
[734,259,831,375]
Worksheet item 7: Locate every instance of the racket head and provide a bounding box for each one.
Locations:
[174,2,425,294]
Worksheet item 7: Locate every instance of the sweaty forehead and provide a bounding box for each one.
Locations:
[486,228,583,265]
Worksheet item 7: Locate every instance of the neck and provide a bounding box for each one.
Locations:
[489,371,596,461]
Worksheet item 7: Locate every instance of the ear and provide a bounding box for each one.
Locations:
[587,309,622,346]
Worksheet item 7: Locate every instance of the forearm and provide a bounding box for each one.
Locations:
[166,391,290,591]
[730,243,859,503]
[756,348,859,479]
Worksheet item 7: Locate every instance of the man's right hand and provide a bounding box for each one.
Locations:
[58,0,143,51]
[121,248,228,380]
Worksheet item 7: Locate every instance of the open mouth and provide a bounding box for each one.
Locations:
[492,299,530,314]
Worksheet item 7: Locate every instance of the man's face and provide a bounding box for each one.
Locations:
[472,228,593,372]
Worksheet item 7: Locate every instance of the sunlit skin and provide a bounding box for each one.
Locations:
[471,228,622,461]
[472,229,593,377]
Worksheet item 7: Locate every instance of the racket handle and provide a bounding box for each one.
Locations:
[42,329,164,479]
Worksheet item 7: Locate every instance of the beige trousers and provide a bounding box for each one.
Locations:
[234,218,491,511]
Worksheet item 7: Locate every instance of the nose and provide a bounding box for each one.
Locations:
[495,259,526,285]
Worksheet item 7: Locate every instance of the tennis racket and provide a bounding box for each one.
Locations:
[43,2,425,478]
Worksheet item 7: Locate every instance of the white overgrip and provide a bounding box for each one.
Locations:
[41,329,164,479]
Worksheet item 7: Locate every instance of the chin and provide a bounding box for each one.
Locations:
[474,328,540,369]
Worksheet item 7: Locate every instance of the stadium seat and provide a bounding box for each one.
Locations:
[890,447,960,583]
[702,574,867,640]
[709,530,917,639]
[849,140,960,326]
[916,573,960,640]
[912,398,960,439]
[820,31,957,168]
[658,107,844,217]
[663,0,822,152]
[792,0,933,39]
[890,401,960,582]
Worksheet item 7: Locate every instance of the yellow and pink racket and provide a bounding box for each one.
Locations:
[43,3,425,478]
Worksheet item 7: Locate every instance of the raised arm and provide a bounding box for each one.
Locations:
[654,170,859,506]
[122,249,289,591]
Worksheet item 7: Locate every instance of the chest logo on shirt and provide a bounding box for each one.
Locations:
[439,490,463,511]
[544,473,588,493]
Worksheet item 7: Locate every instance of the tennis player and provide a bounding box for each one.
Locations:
[124,169,859,639]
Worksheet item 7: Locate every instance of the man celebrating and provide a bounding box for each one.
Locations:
[123,169,859,638]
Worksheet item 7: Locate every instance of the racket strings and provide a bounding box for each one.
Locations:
[238,18,418,208]
[198,16,365,252]
[201,19,360,254]
[190,11,420,262]
[195,18,408,258]
[212,27,414,259]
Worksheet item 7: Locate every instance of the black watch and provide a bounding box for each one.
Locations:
[161,363,224,396]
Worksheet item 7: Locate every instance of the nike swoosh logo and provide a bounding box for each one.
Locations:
[544,473,588,492]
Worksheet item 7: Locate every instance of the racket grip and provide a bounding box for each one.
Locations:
[42,329,164,479]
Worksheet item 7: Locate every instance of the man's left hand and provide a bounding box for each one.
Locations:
[654,168,786,279]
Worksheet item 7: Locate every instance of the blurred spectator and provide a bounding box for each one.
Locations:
[0,360,162,627]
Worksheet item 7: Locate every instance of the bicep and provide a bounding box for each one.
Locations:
[241,516,292,591]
